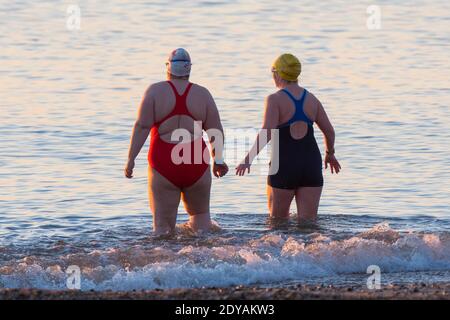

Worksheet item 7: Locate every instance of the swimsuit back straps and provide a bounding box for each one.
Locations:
[278,88,313,128]
[155,81,194,127]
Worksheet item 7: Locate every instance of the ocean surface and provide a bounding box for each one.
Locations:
[0,0,449,291]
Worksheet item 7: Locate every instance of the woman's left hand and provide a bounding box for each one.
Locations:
[235,162,251,176]
[213,162,229,178]
[324,154,341,174]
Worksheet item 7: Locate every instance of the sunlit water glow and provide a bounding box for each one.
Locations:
[0,0,449,290]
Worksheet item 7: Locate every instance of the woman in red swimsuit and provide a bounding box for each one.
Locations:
[124,48,228,235]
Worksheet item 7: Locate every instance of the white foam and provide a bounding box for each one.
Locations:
[1,223,449,290]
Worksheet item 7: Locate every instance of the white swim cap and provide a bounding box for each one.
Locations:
[166,48,192,77]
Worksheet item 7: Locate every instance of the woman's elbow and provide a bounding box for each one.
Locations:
[323,126,335,138]
[135,120,151,130]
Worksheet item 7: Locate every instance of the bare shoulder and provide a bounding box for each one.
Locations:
[270,90,284,99]
[146,81,168,95]
[305,90,322,107]
[191,83,213,98]
[303,89,324,122]
[266,92,281,107]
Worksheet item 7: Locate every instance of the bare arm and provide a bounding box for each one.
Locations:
[203,88,228,177]
[124,87,155,178]
[314,99,341,174]
[236,95,279,175]
[203,89,224,162]
[315,100,335,154]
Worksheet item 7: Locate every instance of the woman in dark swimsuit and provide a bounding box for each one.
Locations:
[236,53,341,222]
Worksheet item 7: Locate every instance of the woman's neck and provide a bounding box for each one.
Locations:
[278,82,298,90]
[167,74,189,82]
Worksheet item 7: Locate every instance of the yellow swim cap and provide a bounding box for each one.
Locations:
[272,53,301,81]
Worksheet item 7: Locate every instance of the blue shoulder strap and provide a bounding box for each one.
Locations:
[282,88,306,103]
[279,89,313,127]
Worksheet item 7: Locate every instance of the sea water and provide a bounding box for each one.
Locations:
[0,0,449,290]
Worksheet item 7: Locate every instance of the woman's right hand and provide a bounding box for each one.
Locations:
[324,154,341,174]
[235,162,251,176]
[124,158,135,178]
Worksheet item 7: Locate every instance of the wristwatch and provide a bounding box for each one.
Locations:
[326,148,335,156]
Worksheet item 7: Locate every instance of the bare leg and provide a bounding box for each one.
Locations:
[295,186,323,222]
[181,168,212,232]
[267,185,295,219]
[148,167,181,235]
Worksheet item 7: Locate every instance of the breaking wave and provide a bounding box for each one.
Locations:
[1,223,449,290]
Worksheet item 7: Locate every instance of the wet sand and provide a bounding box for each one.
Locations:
[1,283,448,300]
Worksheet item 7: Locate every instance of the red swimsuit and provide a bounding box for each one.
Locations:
[148,81,210,189]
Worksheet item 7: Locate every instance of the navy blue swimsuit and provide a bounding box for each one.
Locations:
[268,88,324,189]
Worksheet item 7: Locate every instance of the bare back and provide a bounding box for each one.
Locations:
[272,85,320,140]
[150,80,210,142]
